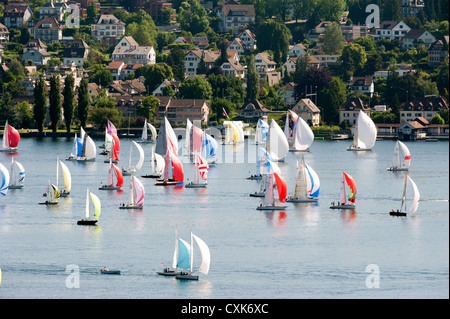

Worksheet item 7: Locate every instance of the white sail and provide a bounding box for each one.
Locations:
[148,123,157,141]
[353,110,377,150]
[398,141,411,169]
[83,135,96,159]
[133,175,145,206]
[85,187,90,218]
[255,119,269,144]
[154,153,165,175]
[59,160,71,192]
[267,119,289,161]
[1,120,9,149]
[392,140,401,168]
[407,175,420,214]
[184,119,192,154]
[165,117,178,155]
[305,163,320,198]
[264,173,274,206]
[130,141,145,171]
[192,233,210,275]
[291,117,314,151]
[0,163,10,196]
[105,128,113,152]
[141,119,148,140]
[293,159,308,199]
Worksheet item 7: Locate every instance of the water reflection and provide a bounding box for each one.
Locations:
[339,209,357,224]
[264,211,287,227]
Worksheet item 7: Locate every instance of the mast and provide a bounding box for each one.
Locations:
[56,155,60,190]
[85,187,90,218]
[172,227,179,270]
[340,173,346,204]
[190,231,194,273]
[128,173,135,206]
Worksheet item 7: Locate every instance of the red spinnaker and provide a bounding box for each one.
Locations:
[273,172,287,203]
[343,172,357,203]
[8,125,20,147]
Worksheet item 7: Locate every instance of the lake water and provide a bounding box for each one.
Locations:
[0,135,448,300]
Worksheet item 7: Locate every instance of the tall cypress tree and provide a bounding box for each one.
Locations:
[246,55,259,102]
[77,78,90,128]
[33,76,48,132]
[62,74,75,132]
[49,74,61,132]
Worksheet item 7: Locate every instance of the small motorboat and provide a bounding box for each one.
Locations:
[101,268,121,275]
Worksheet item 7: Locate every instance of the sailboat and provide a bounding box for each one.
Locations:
[249,147,270,196]
[284,110,297,144]
[67,127,97,161]
[286,156,320,202]
[56,156,71,196]
[289,116,314,152]
[122,141,144,176]
[201,132,218,164]
[157,228,184,276]
[256,157,287,210]
[390,174,420,216]
[186,153,209,188]
[99,160,124,190]
[8,158,25,189]
[0,163,10,196]
[39,180,59,205]
[387,140,411,171]
[0,120,20,152]
[77,188,101,225]
[141,149,165,178]
[246,145,264,180]
[136,119,157,143]
[155,117,184,186]
[255,118,269,145]
[103,132,120,163]
[330,172,357,209]
[184,118,193,155]
[223,121,244,144]
[119,174,145,209]
[347,110,377,151]
[176,232,210,281]
[266,119,289,162]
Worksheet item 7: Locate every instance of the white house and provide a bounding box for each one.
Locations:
[227,38,246,55]
[111,36,156,65]
[374,21,411,41]
[254,52,277,77]
[237,29,256,50]
[184,49,219,75]
[63,39,90,66]
[288,43,307,57]
[221,57,245,79]
[349,76,374,97]
[91,14,125,44]
[214,1,256,35]
[401,29,436,49]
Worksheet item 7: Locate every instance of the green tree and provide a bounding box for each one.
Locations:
[340,42,367,81]
[178,76,212,100]
[383,0,401,21]
[89,91,122,130]
[49,74,61,132]
[0,92,18,126]
[177,0,210,35]
[33,76,48,132]
[321,22,345,54]
[77,78,90,128]
[318,76,347,125]
[136,63,173,94]
[86,2,98,24]
[246,55,259,102]
[430,113,445,125]
[16,101,33,128]
[136,95,159,120]
[316,0,346,22]
[255,20,291,64]
[62,74,75,132]
[92,65,113,87]
[166,46,185,80]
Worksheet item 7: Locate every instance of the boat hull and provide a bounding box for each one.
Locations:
[60,191,70,197]
[101,270,121,275]
[386,167,409,171]
[141,174,161,178]
[155,181,179,186]
[347,147,372,151]
[176,273,199,281]
[157,270,181,276]
[286,197,318,203]
[246,174,262,180]
[39,201,58,205]
[0,147,18,153]
[9,185,24,189]
[389,211,407,216]
[119,205,143,209]
[185,183,207,188]
[329,204,355,209]
[99,185,121,190]
[256,205,287,210]
[249,192,265,197]
[77,219,98,225]
[76,157,95,162]
[289,148,310,152]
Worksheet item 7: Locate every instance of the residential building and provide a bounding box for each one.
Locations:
[23,39,47,53]
[305,21,333,42]
[31,17,64,44]
[313,54,341,68]
[374,64,416,79]
[349,76,374,97]
[292,98,321,127]
[227,38,246,55]
[401,29,436,49]
[399,95,448,123]
[281,56,320,78]
[107,79,146,97]
[144,0,174,23]
[63,39,90,66]
[184,49,219,75]
[287,43,307,57]
[156,96,210,124]
[237,29,256,50]
[39,1,68,21]
[339,97,371,125]
[214,0,256,35]
[254,52,276,78]
[153,79,181,96]
[340,24,369,42]
[107,60,126,81]
[401,0,425,18]
[220,57,245,79]
[111,36,156,65]
[91,14,125,44]
[3,3,33,29]
[428,37,449,68]
[374,21,411,41]
[280,82,296,107]
[0,23,10,43]
[236,100,270,124]
[23,48,51,66]
[115,95,144,119]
